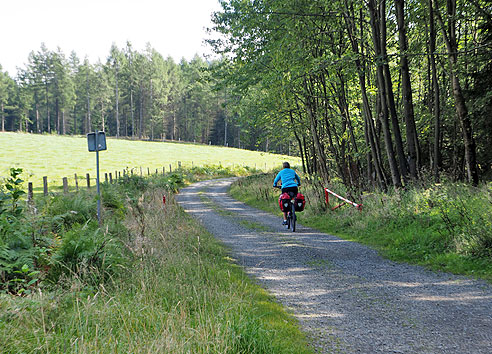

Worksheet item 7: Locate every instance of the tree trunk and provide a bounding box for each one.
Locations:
[86,72,91,133]
[1,103,4,132]
[343,3,386,189]
[429,0,441,182]
[395,0,420,180]
[36,103,40,133]
[379,0,408,181]
[368,0,402,187]
[56,97,60,134]
[45,82,50,133]
[150,79,154,141]
[73,106,77,135]
[101,102,105,132]
[139,84,143,139]
[130,89,134,138]
[290,111,307,174]
[62,109,66,135]
[115,64,120,138]
[305,80,330,183]
[434,0,479,185]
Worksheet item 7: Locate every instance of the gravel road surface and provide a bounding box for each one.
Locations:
[176,178,492,353]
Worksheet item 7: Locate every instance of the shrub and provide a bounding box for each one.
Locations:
[47,220,125,285]
[117,174,149,194]
[42,193,96,232]
[152,172,185,192]
[0,168,37,292]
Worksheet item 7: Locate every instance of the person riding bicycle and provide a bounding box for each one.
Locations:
[273,162,301,225]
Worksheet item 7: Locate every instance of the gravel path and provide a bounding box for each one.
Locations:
[176,178,492,353]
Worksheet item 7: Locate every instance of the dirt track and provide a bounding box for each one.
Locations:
[176,178,492,353]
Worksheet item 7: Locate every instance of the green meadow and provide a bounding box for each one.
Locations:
[0,132,298,187]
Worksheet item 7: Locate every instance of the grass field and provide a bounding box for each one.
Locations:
[0,132,298,188]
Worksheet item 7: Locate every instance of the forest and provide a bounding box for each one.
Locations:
[1,0,491,189]
[209,0,492,188]
[0,44,246,149]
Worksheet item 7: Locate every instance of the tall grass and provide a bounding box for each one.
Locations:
[0,171,313,353]
[231,173,492,282]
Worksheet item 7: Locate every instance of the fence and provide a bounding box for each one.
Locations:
[26,163,181,203]
[23,160,275,202]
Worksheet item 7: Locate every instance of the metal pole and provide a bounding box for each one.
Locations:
[96,132,101,224]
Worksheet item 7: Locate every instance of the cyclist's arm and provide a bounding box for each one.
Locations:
[273,172,281,187]
[295,173,301,186]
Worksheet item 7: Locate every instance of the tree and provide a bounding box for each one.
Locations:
[0,65,8,132]
[395,0,420,179]
[433,0,479,185]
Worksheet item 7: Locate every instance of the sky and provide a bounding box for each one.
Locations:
[0,0,222,76]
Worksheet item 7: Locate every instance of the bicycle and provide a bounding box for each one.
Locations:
[274,186,298,232]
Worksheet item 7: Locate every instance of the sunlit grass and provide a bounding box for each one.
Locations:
[0,132,299,187]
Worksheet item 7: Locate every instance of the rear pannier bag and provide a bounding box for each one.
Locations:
[278,192,291,212]
[295,193,306,211]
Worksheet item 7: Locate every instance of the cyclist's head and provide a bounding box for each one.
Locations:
[283,161,290,169]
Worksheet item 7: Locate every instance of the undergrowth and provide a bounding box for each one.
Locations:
[230,173,492,282]
[0,166,312,353]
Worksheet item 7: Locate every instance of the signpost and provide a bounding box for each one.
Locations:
[87,131,107,224]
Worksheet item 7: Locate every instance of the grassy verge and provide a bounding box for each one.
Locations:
[0,170,313,353]
[230,173,492,282]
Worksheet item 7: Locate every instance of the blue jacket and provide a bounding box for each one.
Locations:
[273,168,300,188]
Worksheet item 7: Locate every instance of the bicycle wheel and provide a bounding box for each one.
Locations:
[291,205,296,232]
[286,213,291,229]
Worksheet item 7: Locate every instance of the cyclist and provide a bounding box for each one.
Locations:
[273,162,301,225]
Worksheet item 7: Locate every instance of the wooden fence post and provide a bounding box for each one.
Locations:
[105,173,108,183]
[163,166,165,175]
[178,161,181,168]
[169,164,172,173]
[63,177,69,194]
[140,167,143,176]
[109,172,113,183]
[74,173,79,191]
[28,182,33,204]
[148,167,150,176]
[86,173,91,189]
[43,176,48,196]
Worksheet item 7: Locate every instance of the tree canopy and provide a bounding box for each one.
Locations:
[1,0,491,188]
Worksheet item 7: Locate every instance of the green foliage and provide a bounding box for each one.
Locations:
[0,167,25,217]
[47,221,124,285]
[0,170,313,353]
[0,168,133,293]
[209,0,492,187]
[42,193,96,232]
[0,168,36,293]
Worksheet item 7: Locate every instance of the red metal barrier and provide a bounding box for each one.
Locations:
[324,188,362,211]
